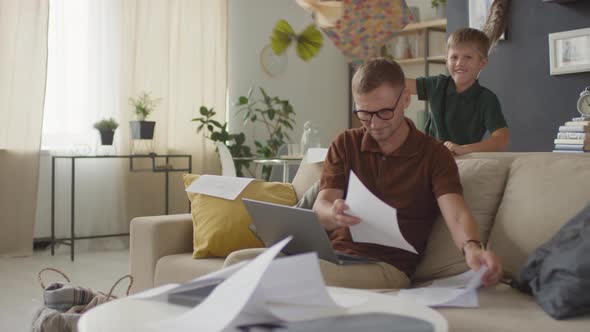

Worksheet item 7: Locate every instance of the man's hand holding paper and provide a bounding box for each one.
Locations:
[344,171,418,254]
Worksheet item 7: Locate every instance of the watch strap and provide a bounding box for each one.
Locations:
[462,239,485,256]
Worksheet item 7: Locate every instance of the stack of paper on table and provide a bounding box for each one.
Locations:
[130,237,367,332]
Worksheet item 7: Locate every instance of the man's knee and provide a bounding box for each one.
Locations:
[318,260,410,289]
[223,248,266,268]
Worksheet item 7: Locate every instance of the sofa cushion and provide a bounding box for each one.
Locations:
[291,161,323,200]
[294,180,320,209]
[488,155,590,279]
[414,159,509,281]
[436,283,590,332]
[183,174,297,258]
[154,253,224,286]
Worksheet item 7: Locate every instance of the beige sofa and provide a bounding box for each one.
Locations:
[129,152,590,331]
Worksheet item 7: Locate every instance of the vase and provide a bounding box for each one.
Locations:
[436,4,446,19]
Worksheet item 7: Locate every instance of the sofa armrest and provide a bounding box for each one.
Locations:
[129,214,193,293]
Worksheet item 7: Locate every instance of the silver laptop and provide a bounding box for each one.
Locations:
[242,198,377,265]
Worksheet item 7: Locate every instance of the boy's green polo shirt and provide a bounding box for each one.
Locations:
[416,75,508,145]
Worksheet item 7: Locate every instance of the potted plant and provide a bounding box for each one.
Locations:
[192,106,253,177]
[129,91,160,139]
[236,87,296,180]
[431,0,446,19]
[93,118,119,145]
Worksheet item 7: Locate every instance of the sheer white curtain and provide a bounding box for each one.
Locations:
[0,0,49,256]
[43,0,121,150]
[121,0,227,175]
[121,0,228,216]
[39,0,128,249]
[37,0,228,247]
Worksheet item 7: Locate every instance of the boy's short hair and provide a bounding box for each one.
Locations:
[352,58,405,95]
[447,28,491,57]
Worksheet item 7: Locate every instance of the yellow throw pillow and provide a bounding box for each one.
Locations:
[183,174,297,258]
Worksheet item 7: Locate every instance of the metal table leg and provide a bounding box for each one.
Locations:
[282,161,289,183]
[165,156,169,215]
[188,155,192,212]
[51,157,55,256]
[71,158,75,261]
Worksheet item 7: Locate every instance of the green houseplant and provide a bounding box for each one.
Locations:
[192,106,253,177]
[93,118,119,145]
[129,91,160,140]
[431,0,447,18]
[236,87,296,159]
[192,88,296,179]
[236,87,296,180]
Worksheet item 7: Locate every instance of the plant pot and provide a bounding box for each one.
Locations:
[99,130,115,145]
[130,121,156,139]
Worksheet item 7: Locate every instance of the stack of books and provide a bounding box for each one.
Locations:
[553,116,590,153]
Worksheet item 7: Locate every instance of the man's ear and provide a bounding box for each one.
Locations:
[402,88,412,109]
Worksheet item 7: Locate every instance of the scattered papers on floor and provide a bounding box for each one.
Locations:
[143,237,366,332]
[185,174,254,200]
[397,266,488,308]
[345,171,418,254]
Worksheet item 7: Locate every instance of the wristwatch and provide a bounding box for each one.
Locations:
[461,239,485,256]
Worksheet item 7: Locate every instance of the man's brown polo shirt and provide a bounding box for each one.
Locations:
[320,118,462,277]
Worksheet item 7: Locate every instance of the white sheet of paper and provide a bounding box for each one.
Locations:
[345,171,417,254]
[397,266,488,308]
[305,148,328,163]
[148,236,291,332]
[258,253,338,307]
[397,287,479,307]
[185,174,254,200]
[429,269,479,288]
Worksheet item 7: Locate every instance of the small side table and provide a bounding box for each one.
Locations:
[232,157,303,182]
[51,154,191,261]
[252,157,302,183]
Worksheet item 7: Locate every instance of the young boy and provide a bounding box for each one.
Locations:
[406,28,509,155]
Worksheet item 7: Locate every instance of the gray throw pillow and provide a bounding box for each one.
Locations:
[295,180,320,210]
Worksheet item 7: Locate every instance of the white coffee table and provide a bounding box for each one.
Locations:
[79,286,448,331]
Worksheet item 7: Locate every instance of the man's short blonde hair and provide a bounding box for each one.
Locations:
[351,58,405,95]
[447,28,491,57]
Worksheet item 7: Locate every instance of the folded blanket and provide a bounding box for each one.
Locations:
[42,282,98,312]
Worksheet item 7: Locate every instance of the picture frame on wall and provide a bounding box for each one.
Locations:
[468,0,505,39]
[549,27,590,76]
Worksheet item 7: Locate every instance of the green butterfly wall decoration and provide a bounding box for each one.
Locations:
[271,20,324,61]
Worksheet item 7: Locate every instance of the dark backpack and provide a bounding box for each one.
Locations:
[513,202,590,319]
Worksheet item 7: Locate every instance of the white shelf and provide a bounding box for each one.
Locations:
[396,55,446,65]
[397,19,447,35]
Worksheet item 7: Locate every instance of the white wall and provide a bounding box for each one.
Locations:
[227,0,349,150]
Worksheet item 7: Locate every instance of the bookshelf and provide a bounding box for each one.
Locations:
[349,19,447,129]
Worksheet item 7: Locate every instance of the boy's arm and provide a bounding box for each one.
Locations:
[405,79,417,95]
[444,127,510,155]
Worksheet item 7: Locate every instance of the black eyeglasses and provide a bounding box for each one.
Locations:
[353,90,404,122]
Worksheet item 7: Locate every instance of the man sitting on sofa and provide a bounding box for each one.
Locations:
[312,58,502,289]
